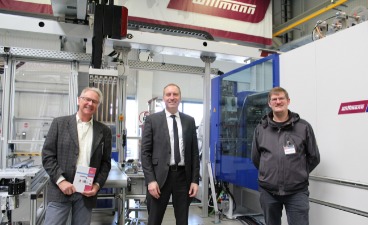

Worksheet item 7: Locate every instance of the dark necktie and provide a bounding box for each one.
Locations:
[170,115,181,164]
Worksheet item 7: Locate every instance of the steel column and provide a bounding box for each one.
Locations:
[115,47,131,165]
[200,55,216,218]
[70,61,79,114]
[1,55,12,169]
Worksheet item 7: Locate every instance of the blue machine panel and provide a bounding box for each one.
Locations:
[210,54,280,190]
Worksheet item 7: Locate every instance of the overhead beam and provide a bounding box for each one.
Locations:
[0,13,92,38]
[0,12,265,64]
[0,46,220,75]
[107,30,264,64]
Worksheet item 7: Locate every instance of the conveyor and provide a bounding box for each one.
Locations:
[102,159,129,225]
[0,166,49,225]
[105,159,128,188]
[103,159,147,225]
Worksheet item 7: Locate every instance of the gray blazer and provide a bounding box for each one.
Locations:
[141,110,200,188]
[42,114,112,208]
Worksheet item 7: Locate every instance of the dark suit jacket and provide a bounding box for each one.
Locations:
[42,114,112,208]
[141,110,200,188]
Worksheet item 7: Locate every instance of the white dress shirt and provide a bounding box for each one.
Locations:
[56,115,93,185]
[165,110,184,166]
[76,114,93,167]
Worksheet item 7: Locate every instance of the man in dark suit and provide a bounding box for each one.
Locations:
[42,87,112,225]
[141,83,200,225]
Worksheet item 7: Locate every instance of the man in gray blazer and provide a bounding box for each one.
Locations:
[141,83,200,225]
[42,87,112,225]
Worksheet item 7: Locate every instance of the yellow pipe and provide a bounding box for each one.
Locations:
[273,0,348,37]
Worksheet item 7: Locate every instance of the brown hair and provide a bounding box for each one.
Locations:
[268,87,289,102]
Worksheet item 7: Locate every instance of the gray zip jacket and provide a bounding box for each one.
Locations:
[251,111,320,195]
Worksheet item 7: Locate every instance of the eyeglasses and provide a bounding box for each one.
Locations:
[270,97,287,103]
[80,96,99,105]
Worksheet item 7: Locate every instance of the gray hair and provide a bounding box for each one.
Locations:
[80,87,103,104]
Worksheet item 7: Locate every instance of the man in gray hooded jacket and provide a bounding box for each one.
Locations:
[251,87,320,225]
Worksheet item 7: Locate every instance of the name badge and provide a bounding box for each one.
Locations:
[284,142,296,155]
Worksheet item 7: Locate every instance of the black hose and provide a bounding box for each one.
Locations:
[128,20,214,40]
[237,215,264,225]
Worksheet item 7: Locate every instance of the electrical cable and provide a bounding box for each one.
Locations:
[315,27,324,39]
[223,182,237,212]
[311,15,339,41]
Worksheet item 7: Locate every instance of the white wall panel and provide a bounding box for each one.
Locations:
[152,71,203,102]
[310,202,368,225]
[279,42,318,129]
[280,20,368,224]
[310,180,368,213]
[313,21,368,183]
[0,30,60,50]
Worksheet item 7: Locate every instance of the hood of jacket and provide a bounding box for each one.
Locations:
[260,110,300,130]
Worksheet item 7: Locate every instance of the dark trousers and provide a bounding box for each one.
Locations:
[146,167,191,225]
[259,187,310,225]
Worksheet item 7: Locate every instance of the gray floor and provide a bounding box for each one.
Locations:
[91,205,245,225]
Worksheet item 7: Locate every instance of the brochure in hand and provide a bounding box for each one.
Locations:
[73,165,96,193]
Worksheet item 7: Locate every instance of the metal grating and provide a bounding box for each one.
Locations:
[0,46,91,62]
[128,60,219,75]
[0,46,219,74]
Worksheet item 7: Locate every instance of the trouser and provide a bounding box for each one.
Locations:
[146,167,191,225]
[259,187,310,225]
[43,193,92,225]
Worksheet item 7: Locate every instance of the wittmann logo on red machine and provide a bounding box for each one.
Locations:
[167,0,271,23]
[338,100,368,115]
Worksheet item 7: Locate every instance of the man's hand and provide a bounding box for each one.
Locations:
[189,183,199,197]
[58,180,76,195]
[148,181,161,199]
[83,183,100,197]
